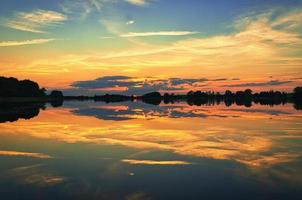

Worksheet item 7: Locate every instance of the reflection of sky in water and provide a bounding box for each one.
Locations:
[0,102,302,199]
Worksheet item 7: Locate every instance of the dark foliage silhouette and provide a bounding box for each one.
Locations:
[0,102,45,123]
[50,90,64,98]
[95,94,133,103]
[49,90,64,107]
[293,87,302,110]
[0,76,46,97]
[144,88,301,109]
[141,92,162,105]
[0,76,301,110]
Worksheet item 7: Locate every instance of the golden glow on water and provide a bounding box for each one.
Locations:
[0,151,51,159]
[121,159,191,165]
[0,104,301,168]
[7,164,66,187]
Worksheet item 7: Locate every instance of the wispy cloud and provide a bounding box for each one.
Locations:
[124,0,148,6]
[100,31,199,39]
[61,0,116,18]
[271,9,302,30]
[0,38,58,47]
[6,9,67,33]
[6,8,302,87]
[120,31,199,37]
[223,80,292,87]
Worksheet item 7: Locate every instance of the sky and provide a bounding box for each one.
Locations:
[0,0,302,95]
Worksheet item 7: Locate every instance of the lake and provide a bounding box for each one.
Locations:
[0,101,302,199]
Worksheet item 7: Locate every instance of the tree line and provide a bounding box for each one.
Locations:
[145,87,302,109]
[0,76,63,98]
[0,76,301,109]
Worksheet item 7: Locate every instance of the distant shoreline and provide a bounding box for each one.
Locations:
[0,76,301,108]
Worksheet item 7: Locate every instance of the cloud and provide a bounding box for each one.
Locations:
[124,0,148,6]
[271,10,302,30]
[0,151,51,158]
[169,78,209,86]
[223,80,292,87]
[126,20,135,25]
[121,159,191,165]
[120,31,199,37]
[6,10,67,33]
[61,0,116,18]
[0,38,58,47]
[72,76,137,89]
[7,8,302,87]
[69,9,301,74]
[68,76,230,95]
[100,31,199,39]
[70,76,187,94]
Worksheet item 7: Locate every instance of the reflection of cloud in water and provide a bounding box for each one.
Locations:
[223,108,290,115]
[66,101,298,122]
[0,150,51,158]
[237,153,300,168]
[121,159,191,165]
[6,164,65,187]
[0,103,301,169]
[73,107,137,121]
[72,102,232,121]
[125,192,152,200]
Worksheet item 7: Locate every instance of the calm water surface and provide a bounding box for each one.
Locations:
[0,101,302,199]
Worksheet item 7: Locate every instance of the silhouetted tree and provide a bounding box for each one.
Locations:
[142,92,162,105]
[50,90,63,98]
[244,89,252,96]
[0,76,46,97]
[163,93,170,104]
[293,87,302,110]
[293,87,302,99]
[49,91,64,107]
[225,90,233,97]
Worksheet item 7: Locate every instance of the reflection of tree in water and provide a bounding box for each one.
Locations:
[294,102,302,110]
[141,92,162,105]
[140,89,302,110]
[50,99,64,107]
[0,102,45,123]
[293,87,302,110]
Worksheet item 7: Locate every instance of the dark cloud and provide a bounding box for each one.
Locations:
[211,78,228,81]
[65,76,230,95]
[72,76,138,89]
[169,78,208,86]
[223,108,290,116]
[69,76,211,95]
[61,76,294,96]
[223,80,292,87]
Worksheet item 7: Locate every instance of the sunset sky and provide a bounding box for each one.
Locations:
[0,0,302,95]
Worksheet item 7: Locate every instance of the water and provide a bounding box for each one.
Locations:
[0,101,302,199]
